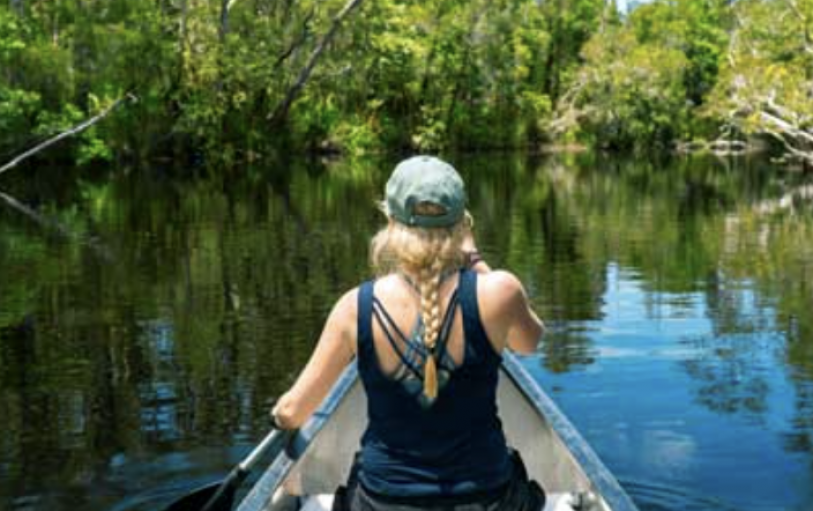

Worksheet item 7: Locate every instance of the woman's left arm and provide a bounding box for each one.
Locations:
[271,288,358,429]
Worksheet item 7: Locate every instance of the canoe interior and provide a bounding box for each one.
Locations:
[236,355,638,511]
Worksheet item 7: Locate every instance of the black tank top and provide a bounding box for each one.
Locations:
[356,269,512,497]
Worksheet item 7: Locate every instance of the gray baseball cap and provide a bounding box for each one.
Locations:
[385,155,466,228]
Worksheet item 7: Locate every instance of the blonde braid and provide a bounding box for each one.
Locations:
[419,256,445,400]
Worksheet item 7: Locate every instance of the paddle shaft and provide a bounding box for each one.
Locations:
[199,428,287,511]
[156,427,289,511]
[240,428,285,472]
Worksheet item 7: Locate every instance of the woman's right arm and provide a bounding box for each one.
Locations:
[479,271,545,354]
[271,288,358,429]
[463,229,544,354]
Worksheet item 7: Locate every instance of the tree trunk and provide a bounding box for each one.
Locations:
[179,0,189,57]
[274,7,314,69]
[445,9,483,140]
[216,0,233,93]
[9,0,23,16]
[219,0,231,44]
[268,0,365,124]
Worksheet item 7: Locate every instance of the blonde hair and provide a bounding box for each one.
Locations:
[370,203,472,401]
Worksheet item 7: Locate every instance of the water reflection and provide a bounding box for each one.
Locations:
[1,154,813,510]
[137,320,183,443]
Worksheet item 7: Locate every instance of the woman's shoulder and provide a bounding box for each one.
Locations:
[476,269,526,305]
[371,273,401,293]
[475,270,532,331]
[329,275,398,319]
[324,286,361,329]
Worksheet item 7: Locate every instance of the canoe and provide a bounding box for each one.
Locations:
[235,353,640,511]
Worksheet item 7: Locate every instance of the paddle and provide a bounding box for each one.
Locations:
[161,426,292,511]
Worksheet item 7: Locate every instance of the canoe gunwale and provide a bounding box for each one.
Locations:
[501,354,639,511]
[236,354,639,511]
[236,363,360,511]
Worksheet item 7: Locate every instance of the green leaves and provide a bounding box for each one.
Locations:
[552,0,732,149]
[0,9,27,61]
[1,0,806,161]
[705,0,813,162]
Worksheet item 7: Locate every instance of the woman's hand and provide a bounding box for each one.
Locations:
[269,402,283,430]
[268,289,358,430]
[461,224,477,254]
[461,224,491,273]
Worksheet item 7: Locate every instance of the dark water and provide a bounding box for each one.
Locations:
[1,154,812,511]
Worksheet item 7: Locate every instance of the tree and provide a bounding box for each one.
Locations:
[552,26,691,149]
[707,0,813,164]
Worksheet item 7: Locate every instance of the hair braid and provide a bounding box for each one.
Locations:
[419,256,445,400]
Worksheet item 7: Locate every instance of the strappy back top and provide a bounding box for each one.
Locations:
[356,269,512,497]
[370,282,460,406]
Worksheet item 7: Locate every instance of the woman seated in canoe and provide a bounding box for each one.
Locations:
[272,156,547,511]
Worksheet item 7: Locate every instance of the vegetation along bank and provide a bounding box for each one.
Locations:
[1,0,810,167]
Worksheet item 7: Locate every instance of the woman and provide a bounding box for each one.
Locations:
[272,156,547,510]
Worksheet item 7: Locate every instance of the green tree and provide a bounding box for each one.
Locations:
[707,0,813,164]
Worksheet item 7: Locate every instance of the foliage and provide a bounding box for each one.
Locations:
[0,0,808,162]
[706,0,813,163]
[552,0,731,150]
[566,28,691,149]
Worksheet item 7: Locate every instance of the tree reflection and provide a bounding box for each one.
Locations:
[680,334,771,418]
[2,154,813,508]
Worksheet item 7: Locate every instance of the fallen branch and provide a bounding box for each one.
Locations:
[268,0,365,124]
[0,93,137,177]
[759,111,813,144]
[274,8,316,69]
[674,138,752,155]
[0,190,114,261]
[762,127,813,164]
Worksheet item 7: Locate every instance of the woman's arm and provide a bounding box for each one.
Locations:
[271,288,358,429]
[463,229,544,354]
[480,271,545,354]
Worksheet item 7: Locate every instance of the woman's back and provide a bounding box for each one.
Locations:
[270,156,546,510]
[356,269,511,497]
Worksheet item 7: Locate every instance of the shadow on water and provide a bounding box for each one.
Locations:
[622,479,743,511]
[2,153,813,510]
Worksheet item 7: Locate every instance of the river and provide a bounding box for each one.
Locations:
[1,153,812,510]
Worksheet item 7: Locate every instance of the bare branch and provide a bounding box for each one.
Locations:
[274,7,316,69]
[268,0,366,124]
[0,190,114,261]
[0,94,137,177]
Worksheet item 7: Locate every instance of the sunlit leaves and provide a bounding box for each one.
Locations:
[705,0,812,161]
[571,28,691,148]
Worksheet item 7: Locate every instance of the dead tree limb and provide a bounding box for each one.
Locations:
[274,7,316,69]
[219,0,231,44]
[0,190,114,261]
[0,93,137,177]
[10,0,23,16]
[0,191,71,237]
[268,0,365,124]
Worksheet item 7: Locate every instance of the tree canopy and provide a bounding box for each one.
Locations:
[0,0,810,165]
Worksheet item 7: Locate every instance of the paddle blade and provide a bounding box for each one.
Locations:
[160,480,237,511]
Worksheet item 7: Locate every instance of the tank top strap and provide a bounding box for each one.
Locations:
[458,269,498,360]
[357,280,377,371]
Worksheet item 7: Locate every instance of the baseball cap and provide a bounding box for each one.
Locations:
[385,156,466,228]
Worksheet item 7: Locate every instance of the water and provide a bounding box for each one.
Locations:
[1,153,812,511]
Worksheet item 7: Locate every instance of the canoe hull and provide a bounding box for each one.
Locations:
[237,354,638,511]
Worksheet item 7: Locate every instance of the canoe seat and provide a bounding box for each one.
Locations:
[544,492,578,511]
[299,492,578,511]
[300,494,334,511]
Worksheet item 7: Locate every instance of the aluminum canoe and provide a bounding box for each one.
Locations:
[236,353,639,511]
